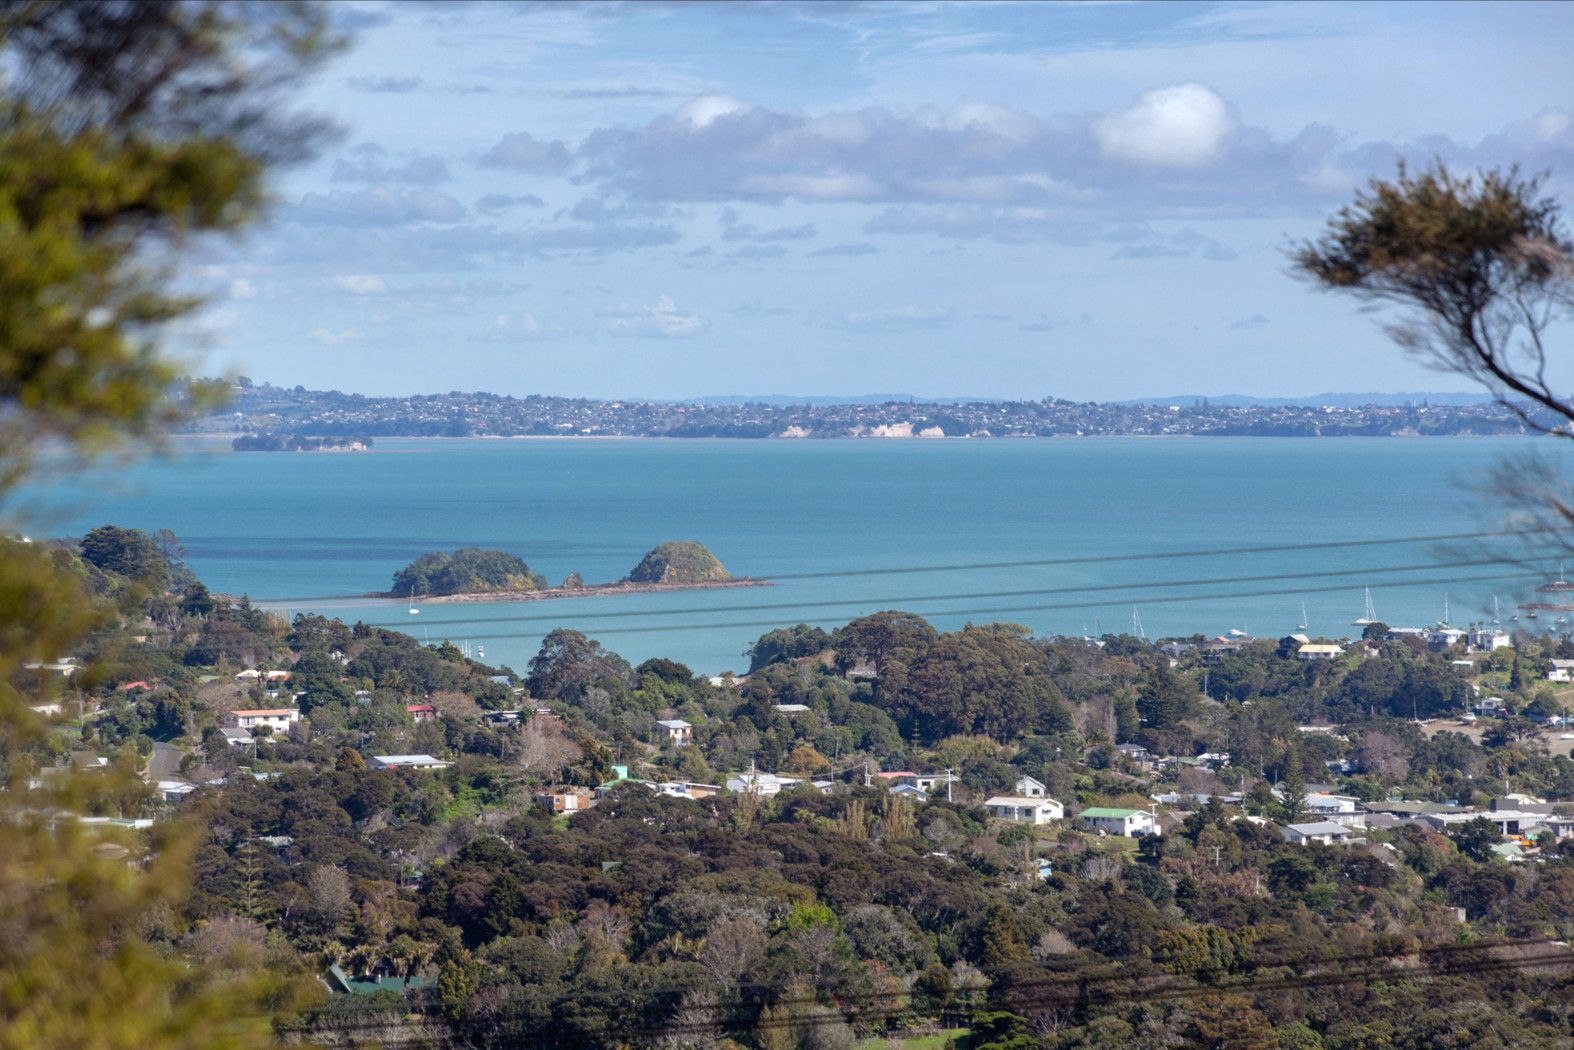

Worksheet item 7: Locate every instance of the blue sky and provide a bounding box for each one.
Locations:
[188,1,1574,400]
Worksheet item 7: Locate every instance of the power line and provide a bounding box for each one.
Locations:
[239,526,1556,605]
[351,555,1539,630]
[373,569,1544,641]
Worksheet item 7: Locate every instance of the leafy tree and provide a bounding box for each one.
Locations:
[79,525,171,588]
[526,628,634,703]
[748,624,832,672]
[0,4,337,1046]
[392,548,546,596]
[1294,162,1572,433]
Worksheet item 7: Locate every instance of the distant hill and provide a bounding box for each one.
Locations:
[680,393,1006,407]
[1120,392,1494,408]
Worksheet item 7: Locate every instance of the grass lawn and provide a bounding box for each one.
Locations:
[856,1029,970,1050]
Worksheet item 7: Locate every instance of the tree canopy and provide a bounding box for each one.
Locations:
[625,541,731,584]
[392,548,546,596]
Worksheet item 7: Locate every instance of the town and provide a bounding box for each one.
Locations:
[15,524,1574,1045]
[192,382,1534,441]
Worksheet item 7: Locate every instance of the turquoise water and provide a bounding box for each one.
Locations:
[15,437,1571,674]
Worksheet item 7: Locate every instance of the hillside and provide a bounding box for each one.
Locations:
[391,547,546,596]
[625,541,732,584]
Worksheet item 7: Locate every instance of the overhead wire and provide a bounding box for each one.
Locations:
[350,554,1545,630]
[238,525,1557,605]
[355,569,1548,641]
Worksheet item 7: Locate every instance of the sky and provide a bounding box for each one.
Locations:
[188,1,1574,401]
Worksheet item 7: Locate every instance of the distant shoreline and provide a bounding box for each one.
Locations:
[391,578,770,604]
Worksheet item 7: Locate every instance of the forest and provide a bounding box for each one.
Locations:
[8,524,1574,1048]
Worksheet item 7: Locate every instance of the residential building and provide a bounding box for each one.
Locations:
[1296,643,1345,662]
[1078,807,1159,836]
[1014,775,1048,798]
[773,703,810,715]
[370,754,451,771]
[1468,628,1512,652]
[536,787,594,814]
[225,708,300,734]
[407,704,436,722]
[1549,659,1574,683]
[1476,696,1506,716]
[656,718,694,745]
[984,796,1064,824]
[1282,821,1358,845]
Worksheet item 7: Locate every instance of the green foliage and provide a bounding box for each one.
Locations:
[749,623,832,672]
[624,540,731,584]
[391,547,546,596]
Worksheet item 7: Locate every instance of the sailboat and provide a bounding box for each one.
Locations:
[1493,596,1502,625]
[407,585,420,615]
[1297,603,1308,631]
[1353,588,1377,627]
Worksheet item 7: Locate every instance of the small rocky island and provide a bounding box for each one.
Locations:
[387,541,763,603]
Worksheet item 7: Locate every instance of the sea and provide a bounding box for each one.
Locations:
[15,436,1574,676]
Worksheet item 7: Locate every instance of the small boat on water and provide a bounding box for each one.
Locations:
[1297,602,1308,631]
[408,585,420,615]
[1353,588,1378,627]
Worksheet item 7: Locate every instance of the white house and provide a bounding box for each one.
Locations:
[1549,659,1574,683]
[371,754,451,771]
[1476,696,1507,716]
[1014,775,1048,798]
[1282,821,1358,845]
[726,771,802,796]
[1303,794,1366,828]
[656,718,694,745]
[984,796,1064,824]
[157,780,197,803]
[226,708,300,734]
[1078,807,1159,837]
[1296,643,1345,662]
[773,703,810,715]
[1428,627,1467,651]
[1468,628,1512,652]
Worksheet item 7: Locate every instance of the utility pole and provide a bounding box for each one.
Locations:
[945,767,953,803]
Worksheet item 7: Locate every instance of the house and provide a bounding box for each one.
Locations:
[1200,639,1245,664]
[1427,627,1467,651]
[889,784,930,802]
[536,787,595,814]
[23,659,77,677]
[1113,743,1152,765]
[727,771,802,796]
[157,780,197,803]
[225,708,300,734]
[656,718,694,745]
[649,780,722,800]
[322,962,428,997]
[1303,794,1365,828]
[984,796,1064,824]
[370,754,451,771]
[218,727,254,748]
[1078,807,1159,837]
[1014,775,1048,798]
[1296,643,1345,662]
[888,772,959,795]
[1549,659,1574,683]
[234,669,262,682]
[1468,628,1512,652]
[481,710,524,726]
[406,704,436,723]
[1282,821,1358,845]
[773,703,810,715]
[1476,696,1507,716]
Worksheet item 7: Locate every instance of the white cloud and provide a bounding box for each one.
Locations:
[478,132,573,173]
[1095,83,1237,168]
[675,94,750,128]
[477,313,563,341]
[603,295,708,338]
[333,274,388,295]
[308,328,361,345]
[228,278,257,300]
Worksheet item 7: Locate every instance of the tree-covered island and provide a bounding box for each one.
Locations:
[388,541,759,601]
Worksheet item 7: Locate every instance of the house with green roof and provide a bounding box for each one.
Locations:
[322,962,428,996]
[1078,807,1159,837]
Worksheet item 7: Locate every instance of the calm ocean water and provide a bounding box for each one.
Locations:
[16,437,1573,674]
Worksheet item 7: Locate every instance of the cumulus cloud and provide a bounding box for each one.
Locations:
[477,312,563,341]
[809,242,878,256]
[675,94,750,127]
[720,208,816,242]
[478,132,573,173]
[603,295,708,338]
[477,193,546,213]
[293,188,467,226]
[1095,83,1237,168]
[332,274,388,295]
[333,144,451,185]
